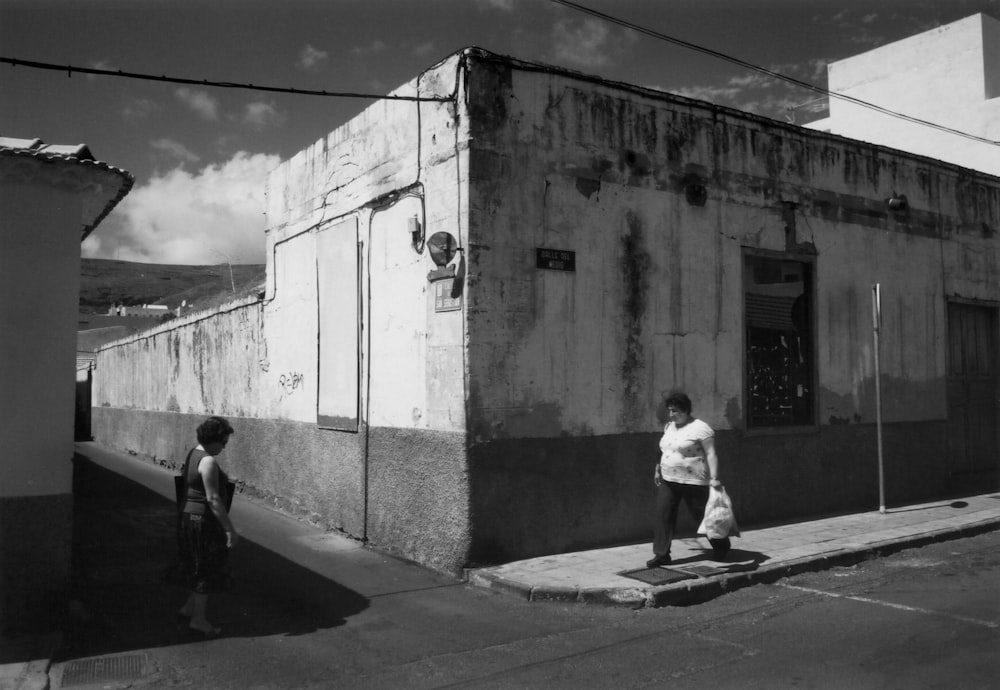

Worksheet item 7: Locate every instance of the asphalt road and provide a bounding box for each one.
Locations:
[55,454,998,689]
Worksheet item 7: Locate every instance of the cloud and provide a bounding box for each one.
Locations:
[352,40,387,57]
[551,18,636,70]
[240,101,286,130]
[85,59,116,81]
[175,87,220,121]
[150,138,201,166]
[83,152,281,265]
[123,98,160,121]
[298,44,328,71]
[669,58,832,122]
[414,41,437,58]
[476,0,515,10]
[670,83,744,103]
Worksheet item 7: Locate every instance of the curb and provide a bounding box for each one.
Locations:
[467,517,1000,608]
[0,634,59,690]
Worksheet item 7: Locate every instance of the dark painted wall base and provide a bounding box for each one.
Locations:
[467,420,992,565]
[91,408,472,573]
[91,408,995,571]
[0,493,73,634]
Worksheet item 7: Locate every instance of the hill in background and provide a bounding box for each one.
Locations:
[80,258,266,315]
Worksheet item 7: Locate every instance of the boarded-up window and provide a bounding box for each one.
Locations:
[744,254,814,428]
[317,217,360,431]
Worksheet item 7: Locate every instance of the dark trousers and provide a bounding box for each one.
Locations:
[653,480,731,557]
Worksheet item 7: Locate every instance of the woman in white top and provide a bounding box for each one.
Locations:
[647,391,731,568]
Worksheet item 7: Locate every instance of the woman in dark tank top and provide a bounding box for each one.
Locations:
[175,415,238,637]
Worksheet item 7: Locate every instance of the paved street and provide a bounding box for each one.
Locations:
[29,445,1000,689]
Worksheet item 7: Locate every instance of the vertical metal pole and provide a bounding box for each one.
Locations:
[872,284,885,514]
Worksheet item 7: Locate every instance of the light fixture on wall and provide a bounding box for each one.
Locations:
[427,231,458,267]
[425,231,464,309]
[886,193,908,211]
[426,231,461,282]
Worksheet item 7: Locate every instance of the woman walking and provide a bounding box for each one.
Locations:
[176,415,238,637]
[648,392,731,568]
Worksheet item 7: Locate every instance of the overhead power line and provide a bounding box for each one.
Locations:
[549,0,1000,147]
[0,56,454,102]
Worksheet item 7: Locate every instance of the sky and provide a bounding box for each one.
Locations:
[3,0,999,265]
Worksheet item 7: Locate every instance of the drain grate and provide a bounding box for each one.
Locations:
[61,653,148,687]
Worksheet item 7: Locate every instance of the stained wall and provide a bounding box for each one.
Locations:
[461,53,1000,562]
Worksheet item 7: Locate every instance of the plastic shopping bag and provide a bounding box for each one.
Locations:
[697,486,740,539]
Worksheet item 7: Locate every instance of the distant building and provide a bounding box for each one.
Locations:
[806,13,1000,176]
[108,303,170,317]
[0,137,132,631]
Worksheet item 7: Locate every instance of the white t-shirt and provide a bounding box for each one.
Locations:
[658,418,713,485]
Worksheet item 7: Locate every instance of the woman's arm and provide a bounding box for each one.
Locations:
[199,455,239,547]
[701,436,722,488]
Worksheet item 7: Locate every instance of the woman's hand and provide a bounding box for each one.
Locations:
[226,529,239,549]
[709,478,722,489]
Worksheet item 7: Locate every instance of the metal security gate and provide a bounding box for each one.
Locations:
[946,302,999,488]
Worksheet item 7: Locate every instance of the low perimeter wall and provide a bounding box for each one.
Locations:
[91,408,471,573]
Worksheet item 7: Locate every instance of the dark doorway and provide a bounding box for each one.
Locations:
[946,302,999,490]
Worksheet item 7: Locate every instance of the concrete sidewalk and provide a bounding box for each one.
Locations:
[466,492,1000,608]
[2,442,998,690]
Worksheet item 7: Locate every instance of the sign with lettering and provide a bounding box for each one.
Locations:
[434,279,462,312]
[536,248,576,272]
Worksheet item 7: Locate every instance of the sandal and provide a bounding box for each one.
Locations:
[188,623,222,638]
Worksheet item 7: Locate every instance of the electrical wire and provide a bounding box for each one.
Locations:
[548,0,1000,147]
[0,56,453,103]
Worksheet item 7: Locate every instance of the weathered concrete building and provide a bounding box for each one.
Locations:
[94,49,999,574]
[1,137,132,631]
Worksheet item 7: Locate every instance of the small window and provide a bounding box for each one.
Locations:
[744,254,814,428]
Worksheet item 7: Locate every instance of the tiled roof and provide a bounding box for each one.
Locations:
[0,137,134,240]
[0,137,95,160]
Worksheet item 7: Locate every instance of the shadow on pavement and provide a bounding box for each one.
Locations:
[670,547,771,572]
[58,455,369,661]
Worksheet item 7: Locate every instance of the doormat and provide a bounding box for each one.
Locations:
[617,567,697,586]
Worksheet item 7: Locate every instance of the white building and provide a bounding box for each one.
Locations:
[807,13,1000,176]
[0,137,131,631]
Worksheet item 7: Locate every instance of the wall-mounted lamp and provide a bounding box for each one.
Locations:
[427,231,458,268]
[425,232,464,311]
[886,193,908,211]
[426,231,462,283]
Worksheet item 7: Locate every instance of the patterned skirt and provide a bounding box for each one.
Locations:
[175,512,233,594]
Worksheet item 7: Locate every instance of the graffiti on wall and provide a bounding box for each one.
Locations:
[278,372,304,395]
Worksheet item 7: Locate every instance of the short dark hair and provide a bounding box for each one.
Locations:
[664,391,692,414]
[197,416,234,445]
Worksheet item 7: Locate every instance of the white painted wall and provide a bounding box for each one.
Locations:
[264,53,469,434]
[807,14,1000,176]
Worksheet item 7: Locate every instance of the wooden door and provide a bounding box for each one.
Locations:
[946,303,999,484]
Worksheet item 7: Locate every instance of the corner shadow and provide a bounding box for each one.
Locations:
[57,455,369,661]
[670,547,771,574]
